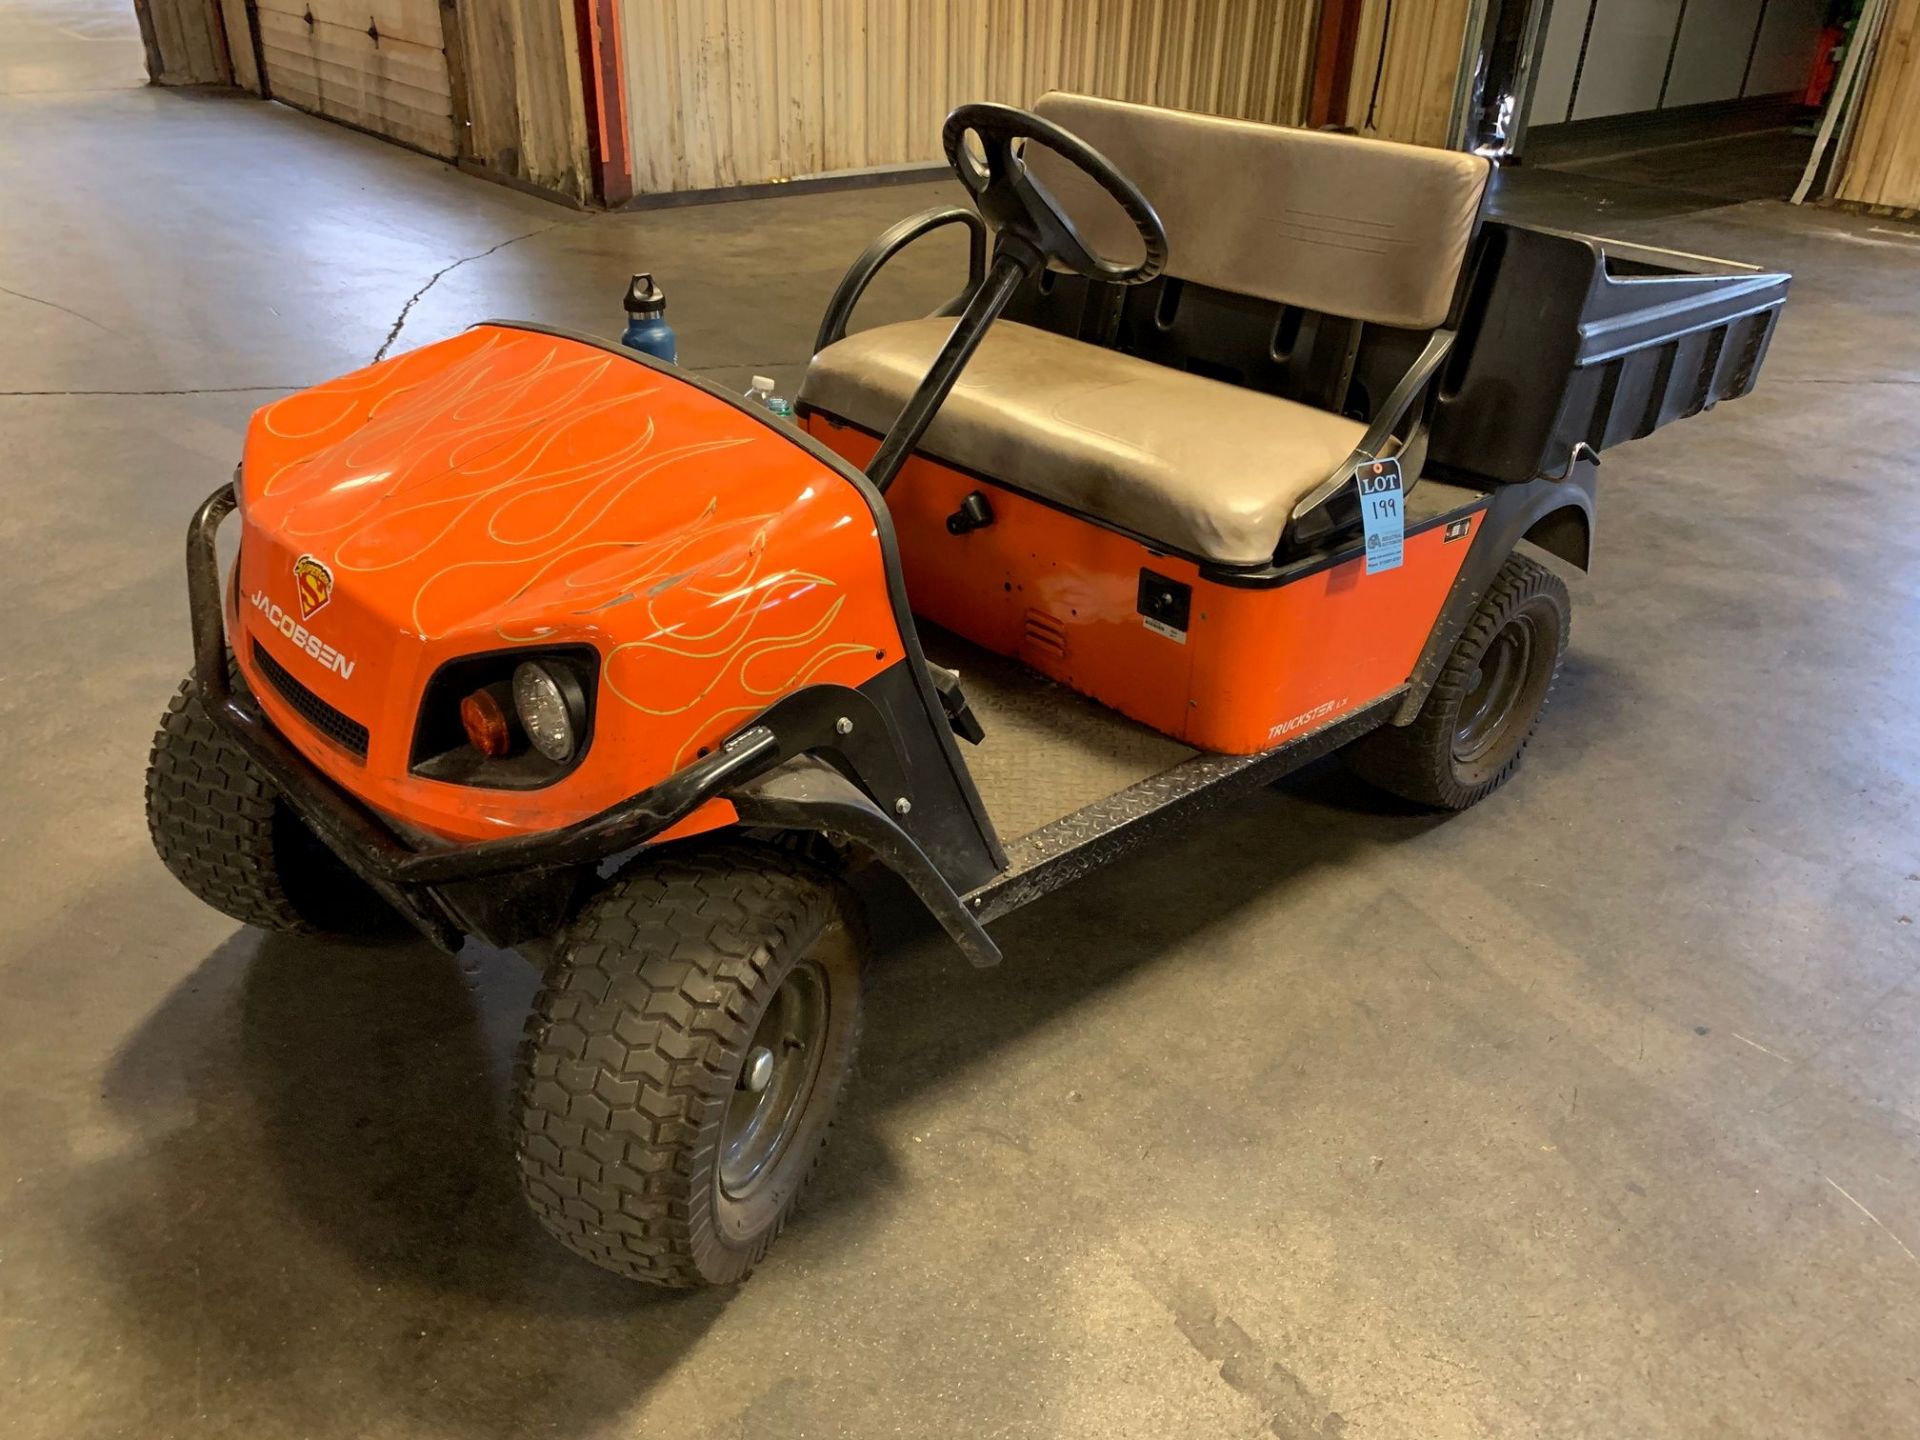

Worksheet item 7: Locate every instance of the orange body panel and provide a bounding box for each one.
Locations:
[232,326,904,842]
[809,418,1483,755]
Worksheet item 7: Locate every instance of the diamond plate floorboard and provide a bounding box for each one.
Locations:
[920,626,1194,843]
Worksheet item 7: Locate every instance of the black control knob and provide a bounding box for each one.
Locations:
[946,491,995,535]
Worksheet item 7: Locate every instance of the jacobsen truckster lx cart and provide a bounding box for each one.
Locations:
[146,96,1788,1286]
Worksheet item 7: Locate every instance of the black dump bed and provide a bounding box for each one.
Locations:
[1429,222,1790,485]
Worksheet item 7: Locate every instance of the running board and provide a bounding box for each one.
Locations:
[964,692,1404,924]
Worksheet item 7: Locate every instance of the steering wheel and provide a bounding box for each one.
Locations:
[941,103,1168,287]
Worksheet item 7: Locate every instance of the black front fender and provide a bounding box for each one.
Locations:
[730,757,1002,968]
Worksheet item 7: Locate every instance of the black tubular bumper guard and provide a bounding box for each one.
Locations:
[186,484,995,960]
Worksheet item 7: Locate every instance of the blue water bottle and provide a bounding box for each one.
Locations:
[620,273,676,363]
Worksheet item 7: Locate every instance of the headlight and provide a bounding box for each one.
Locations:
[513,662,581,763]
[410,646,597,787]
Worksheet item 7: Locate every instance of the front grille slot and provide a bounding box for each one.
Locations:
[252,639,369,759]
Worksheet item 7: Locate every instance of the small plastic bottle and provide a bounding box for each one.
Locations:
[620,273,677,363]
[744,374,793,420]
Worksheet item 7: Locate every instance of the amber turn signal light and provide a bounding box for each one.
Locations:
[459,688,513,758]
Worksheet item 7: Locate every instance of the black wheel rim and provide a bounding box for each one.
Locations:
[1453,614,1538,766]
[719,960,829,1200]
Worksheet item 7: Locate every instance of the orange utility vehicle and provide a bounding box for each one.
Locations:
[147,97,1788,1286]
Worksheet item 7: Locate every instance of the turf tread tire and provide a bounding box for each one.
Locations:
[147,674,320,932]
[513,844,865,1288]
[1351,551,1570,810]
[146,673,392,934]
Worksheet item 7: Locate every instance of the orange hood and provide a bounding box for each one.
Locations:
[230,324,903,841]
[239,325,796,641]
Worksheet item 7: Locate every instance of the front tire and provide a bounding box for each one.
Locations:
[146,673,397,934]
[514,844,866,1287]
[1350,551,1571,810]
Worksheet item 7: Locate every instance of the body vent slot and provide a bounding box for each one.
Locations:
[1022,609,1069,659]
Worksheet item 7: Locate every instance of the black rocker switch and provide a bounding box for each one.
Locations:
[946,491,995,535]
[927,662,986,745]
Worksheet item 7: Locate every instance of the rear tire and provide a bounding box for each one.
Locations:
[1350,552,1570,810]
[514,844,866,1287]
[146,672,397,935]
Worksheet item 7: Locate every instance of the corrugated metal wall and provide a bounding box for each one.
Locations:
[621,0,1322,196]
[1341,0,1473,147]
[456,0,594,200]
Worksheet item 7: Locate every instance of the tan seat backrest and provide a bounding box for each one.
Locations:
[1027,93,1491,332]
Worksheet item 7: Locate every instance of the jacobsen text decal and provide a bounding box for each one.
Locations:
[249,591,357,679]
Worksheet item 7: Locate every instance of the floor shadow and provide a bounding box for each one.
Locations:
[824,644,1635,1200]
[812,751,1460,1218]
[90,930,727,1439]
[78,695,1614,1433]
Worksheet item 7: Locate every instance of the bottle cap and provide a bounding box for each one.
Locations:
[751,375,776,391]
[625,273,666,316]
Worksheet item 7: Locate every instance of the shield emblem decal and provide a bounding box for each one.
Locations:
[293,554,334,620]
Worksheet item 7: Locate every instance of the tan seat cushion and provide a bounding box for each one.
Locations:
[1028,93,1491,331]
[801,318,1365,566]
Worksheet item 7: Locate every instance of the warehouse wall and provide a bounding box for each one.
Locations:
[250,0,459,157]
[1340,0,1474,147]
[455,0,593,199]
[215,0,260,93]
[1529,0,1826,126]
[135,0,234,84]
[202,0,593,202]
[619,0,1321,197]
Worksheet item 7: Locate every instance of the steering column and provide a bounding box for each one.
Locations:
[863,103,1170,493]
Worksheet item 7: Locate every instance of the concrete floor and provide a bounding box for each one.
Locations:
[5,3,1920,1436]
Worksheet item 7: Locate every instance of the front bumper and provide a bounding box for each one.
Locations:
[187,483,784,948]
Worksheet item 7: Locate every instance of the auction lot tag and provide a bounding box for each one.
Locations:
[1357,458,1404,575]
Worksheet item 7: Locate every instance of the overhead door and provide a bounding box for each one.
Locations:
[256,0,457,158]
